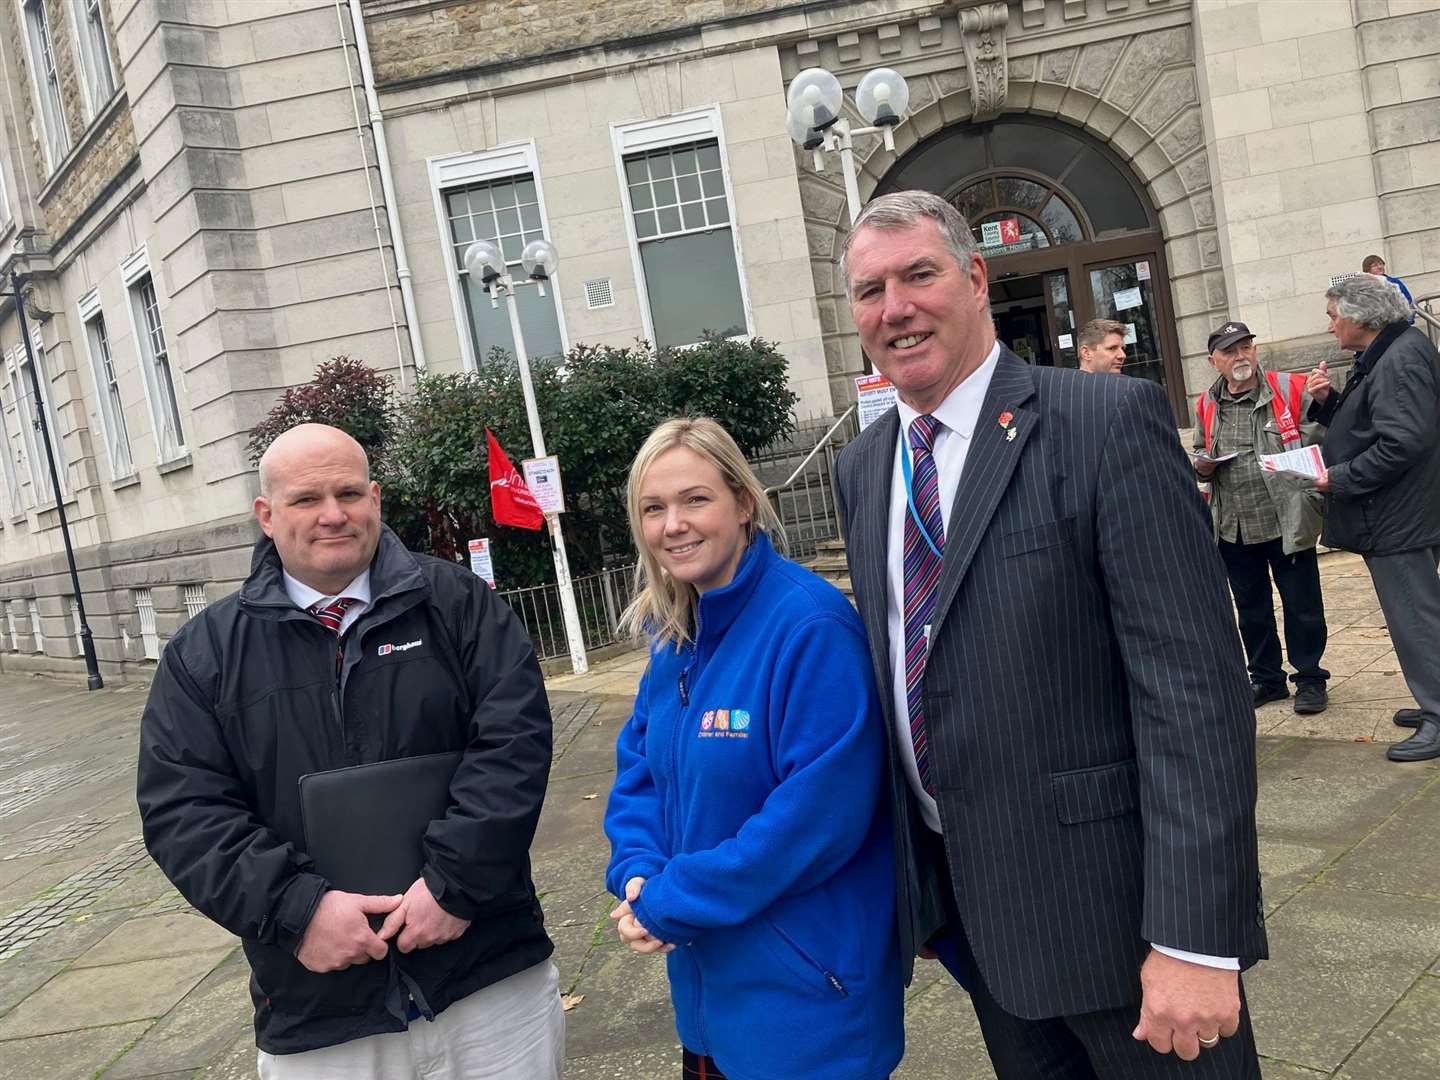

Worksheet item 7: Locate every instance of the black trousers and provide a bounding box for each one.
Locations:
[1218,533,1328,690]
[921,828,1261,1079]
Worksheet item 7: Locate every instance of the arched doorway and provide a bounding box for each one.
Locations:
[877,116,1185,418]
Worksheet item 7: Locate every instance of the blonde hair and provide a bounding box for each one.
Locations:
[619,417,783,648]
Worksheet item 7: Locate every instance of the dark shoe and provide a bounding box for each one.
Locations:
[1252,683,1289,707]
[1293,684,1328,715]
[1394,708,1424,729]
[1387,718,1440,762]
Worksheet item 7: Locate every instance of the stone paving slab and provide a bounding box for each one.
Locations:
[1247,886,1440,1073]
[1322,781,1440,898]
[1254,739,1438,848]
[0,957,64,1016]
[75,911,238,969]
[100,951,254,1080]
[0,1019,153,1079]
[0,948,234,1039]
[1334,974,1440,1079]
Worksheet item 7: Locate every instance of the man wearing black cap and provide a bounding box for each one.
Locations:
[1193,321,1330,714]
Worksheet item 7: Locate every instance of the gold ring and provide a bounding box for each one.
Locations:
[1199,1035,1220,1049]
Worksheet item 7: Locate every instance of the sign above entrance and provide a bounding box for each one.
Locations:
[980,217,1021,248]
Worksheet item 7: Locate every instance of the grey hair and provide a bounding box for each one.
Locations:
[839,190,980,298]
[1326,273,1412,330]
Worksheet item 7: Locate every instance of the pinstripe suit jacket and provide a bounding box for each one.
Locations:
[835,350,1268,1020]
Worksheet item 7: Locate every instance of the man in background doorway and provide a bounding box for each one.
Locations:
[1077,318,1128,374]
[1193,322,1329,715]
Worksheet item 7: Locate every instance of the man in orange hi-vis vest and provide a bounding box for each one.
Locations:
[1192,321,1331,716]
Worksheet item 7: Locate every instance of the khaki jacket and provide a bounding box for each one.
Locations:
[1192,366,1326,555]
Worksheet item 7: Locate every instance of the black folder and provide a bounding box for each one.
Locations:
[299,751,463,896]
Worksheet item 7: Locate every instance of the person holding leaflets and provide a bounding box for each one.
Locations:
[603,417,902,1080]
[1193,321,1330,714]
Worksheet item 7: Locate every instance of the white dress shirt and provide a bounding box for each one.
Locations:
[282,569,372,637]
[886,341,1000,834]
[881,341,1236,971]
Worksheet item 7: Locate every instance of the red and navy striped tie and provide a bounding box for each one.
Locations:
[903,415,945,795]
[309,596,356,674]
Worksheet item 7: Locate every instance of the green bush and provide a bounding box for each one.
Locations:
[248,336,799,588]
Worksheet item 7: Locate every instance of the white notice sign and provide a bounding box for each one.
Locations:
[1057,333,1074,349]
[855,373,898,430]
[1123,322,1137,344]
[467,538,495,588]
[1136,260,1151,281]
[980,221,1003,247]
[521,456,565,515]
[1113,286,1143,311]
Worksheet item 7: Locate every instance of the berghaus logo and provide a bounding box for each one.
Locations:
[378,640,423,656]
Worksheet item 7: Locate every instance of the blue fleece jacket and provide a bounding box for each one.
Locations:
[604,533,902,1080]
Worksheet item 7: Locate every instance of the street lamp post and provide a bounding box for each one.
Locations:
[784,67,912,225]
[462,239,588,676]
[8,271,103,689]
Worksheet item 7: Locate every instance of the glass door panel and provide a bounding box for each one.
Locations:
[1087,258,1167,391]
[1044,271,1077,368]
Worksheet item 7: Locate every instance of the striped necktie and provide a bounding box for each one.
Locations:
[902,414,945,795]
[309,597,357,674]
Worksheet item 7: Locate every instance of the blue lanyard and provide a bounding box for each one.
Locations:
[900,428,944,560]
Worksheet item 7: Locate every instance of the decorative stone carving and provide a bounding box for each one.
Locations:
[878,23,902,57]
[958,2,1009,122]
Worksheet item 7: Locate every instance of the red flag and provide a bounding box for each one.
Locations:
[486,428,545,530]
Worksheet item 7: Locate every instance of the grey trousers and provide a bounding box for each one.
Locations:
[1364,545,1440,719]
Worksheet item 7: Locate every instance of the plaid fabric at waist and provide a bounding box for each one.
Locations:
[683,1048,730,1079]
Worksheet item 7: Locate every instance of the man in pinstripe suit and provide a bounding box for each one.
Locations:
[835,192,1267,1078]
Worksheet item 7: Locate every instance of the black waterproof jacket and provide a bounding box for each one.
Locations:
[137,526,554,1054]
[1312,323,1440,556]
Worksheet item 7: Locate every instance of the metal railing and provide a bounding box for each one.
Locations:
[499,562,638,662]
[763,405,859,562]
[1414,292,1439,349]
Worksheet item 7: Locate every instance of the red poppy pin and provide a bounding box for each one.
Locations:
[998,410,1017,441]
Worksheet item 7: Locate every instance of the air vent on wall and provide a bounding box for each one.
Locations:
[584,278,614,309]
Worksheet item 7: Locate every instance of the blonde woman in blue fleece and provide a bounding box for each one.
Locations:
[604,417,902,1080]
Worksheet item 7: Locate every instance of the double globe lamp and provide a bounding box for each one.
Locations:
[784,66,911,224]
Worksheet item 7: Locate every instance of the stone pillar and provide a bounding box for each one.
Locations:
[1356,0,1440,300]
[1193,0,1380,374]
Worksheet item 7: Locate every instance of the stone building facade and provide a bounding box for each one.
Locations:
[1,0,1437,680]
[0,0,416,679]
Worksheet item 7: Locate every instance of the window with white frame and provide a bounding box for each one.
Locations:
[28,597,43,653]
[430,144,565,370]
[126,266,186,462]
[134,587,159,659]
[3,354,35,507]
[183,584,206,620]
[72,0,115,117]
[6,604,19,650]
[6,340,65,505]
[79,293,132,479]
[22,0,70,166]
[70,596,81,654]
[0,386,20,516]
[615,111,750,351]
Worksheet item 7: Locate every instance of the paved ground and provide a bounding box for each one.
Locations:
[1,550,1437,1078]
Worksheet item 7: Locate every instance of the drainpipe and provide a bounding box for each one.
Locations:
[345,0,427,375]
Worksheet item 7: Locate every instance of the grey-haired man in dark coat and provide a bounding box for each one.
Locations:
[1309,275,1440,761]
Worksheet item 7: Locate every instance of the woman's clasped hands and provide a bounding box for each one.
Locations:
[608,876,675,955]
